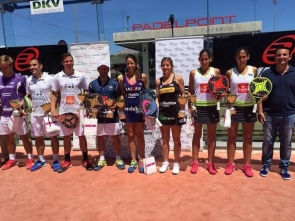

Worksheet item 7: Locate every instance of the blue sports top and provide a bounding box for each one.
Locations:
[89,77,120,123]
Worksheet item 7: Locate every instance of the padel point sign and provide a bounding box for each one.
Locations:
[30,0,64,15]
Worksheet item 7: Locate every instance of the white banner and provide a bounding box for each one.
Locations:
[30,0,64,15]
[155,37,203,87]
[70,42,110,86]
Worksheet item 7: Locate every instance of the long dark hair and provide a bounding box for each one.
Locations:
[125,54,141,81]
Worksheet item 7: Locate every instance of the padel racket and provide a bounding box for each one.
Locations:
[58,113,79,129]
[139,90,162,127]
[249,77,273,113]
[208,75,229,110]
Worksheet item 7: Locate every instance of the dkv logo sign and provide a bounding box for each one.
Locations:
[30,0,64,15]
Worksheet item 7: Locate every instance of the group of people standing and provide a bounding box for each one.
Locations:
[0,45,294,180]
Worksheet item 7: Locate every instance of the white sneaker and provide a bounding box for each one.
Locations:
[172,162,180,175]
[159,161,169,173]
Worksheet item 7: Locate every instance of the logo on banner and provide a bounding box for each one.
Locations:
[15,47,39,72]
[262,35,295,65]
[30,0,64,15]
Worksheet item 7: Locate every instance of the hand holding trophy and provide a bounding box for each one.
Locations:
[116,98,125,120]
[178,95,188,118]
[188,94,197,114]
[226,94,237,114]
[85,93,102,119]
[105,98,115,118]
[10,99,21,117]
[41,102,51,114]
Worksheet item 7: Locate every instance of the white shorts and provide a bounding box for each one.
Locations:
[58,120,84,137]
[31,115,59,137]
[0,116,28,135]
[97,123,120,136]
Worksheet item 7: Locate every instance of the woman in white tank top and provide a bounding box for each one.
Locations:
[188,49,221,175]
[224,47,258,177]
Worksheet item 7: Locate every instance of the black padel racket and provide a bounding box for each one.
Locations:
[249,77,273,113]
[58,113,79,129]
[208,75,229,110]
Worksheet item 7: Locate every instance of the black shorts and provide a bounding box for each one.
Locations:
[231,106,257,123]
[194,106,219,124]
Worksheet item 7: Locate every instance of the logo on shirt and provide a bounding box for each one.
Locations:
[238,83,249,93]
[200,83,209,93]
[66,96,75,104]
[159,87,175,94]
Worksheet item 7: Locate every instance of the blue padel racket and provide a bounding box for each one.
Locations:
[140,89,156,100]
[249,77,273,113]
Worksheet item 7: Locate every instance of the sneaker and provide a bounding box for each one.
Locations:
[159,162,169,173]
[115,159,125,170]
[83,160,94,171]
[2,159,17,170]
[94,160,106,171]
[26,159,34,170]
[280,168,291,180]
[172,162,180,175]
[190,161,199,174]
[241,163,253,177]
[57,161,72,173]
[224,162,235,175]
[52,160,60,172]
[30,160,46,171]
[128,160,138,173]
[138,161,144,173]
[207,161,217,175]
[259,165,269,177]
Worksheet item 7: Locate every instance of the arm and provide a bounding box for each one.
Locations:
[214,68,221,77]
[155,78,160,108]
[142,73,148,89]
[119,77,125,99]
[176,74,185,96]
[188,69,195,108]
[252,66,258,78]
[50,91,59,118]
[257,101,265,124]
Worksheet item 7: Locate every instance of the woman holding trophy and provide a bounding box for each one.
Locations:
[224,47,257,177]
[50,53,93,173]
[0,55,34,170]
[155,57,185,175]
[26,58,60,172]
[119,54,148,173]
[188,49,221,175]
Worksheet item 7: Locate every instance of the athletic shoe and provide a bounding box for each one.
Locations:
[280,168,291,180]
[115,159,125,170]
[241,163,253,177]
[52,161,60,172]
[159,162,169,173]
[190,161,199,174]
[224,162,235,175]
[94,160,106,171]
[83,160,94,171]
[57,161,72,173]
[128,160,138,173]
[2,159,17,170]
[26,159,34,170]
[172,162,180,175]
[207,161,217,175]
[259,165,269,177]
[30,160,46,171]
[138,161,144,173]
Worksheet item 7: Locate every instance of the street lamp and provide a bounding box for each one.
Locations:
[169,14,175,37]
[91,0,105,41]
[273,0,277,31]
[206,0,209,49]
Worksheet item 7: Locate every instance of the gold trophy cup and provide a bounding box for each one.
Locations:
[178,96,188,118]
[86,94,101,119]
[188,94,197,113]
[78,93,86,107]
[105,98,115,118]
[41,103,51,113]
[116,98,126,120]
[10,99,21,117]
[226,94,237,114]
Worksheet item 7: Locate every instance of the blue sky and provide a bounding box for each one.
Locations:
[0,0,294,54]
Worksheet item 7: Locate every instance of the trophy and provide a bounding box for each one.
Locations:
[116,98,126,120]
[41,102,51,113]
[105,98,115,118]
[78,93,86,109]
[178,96,188,118]
[10,99,21,117]
[226,94,237,114]
[188,94,197,113]
[85,94,101,119]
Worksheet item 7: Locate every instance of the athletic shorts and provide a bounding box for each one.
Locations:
[194,106,220,124]
[0,116,28,135]
[231,106,257,123]
[58,120,84,137]
[31,115,59,137]
[97,123,120,136]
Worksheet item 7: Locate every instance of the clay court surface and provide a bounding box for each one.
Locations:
[1,147,294,221]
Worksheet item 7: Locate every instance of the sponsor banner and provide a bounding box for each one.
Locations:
[213,30,295,74]
[30,0,64,15]
[0,45,67,76]
[70,42,110,86]
[155,37,204,87]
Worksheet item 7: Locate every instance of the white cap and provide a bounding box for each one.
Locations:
[97,60,110,68]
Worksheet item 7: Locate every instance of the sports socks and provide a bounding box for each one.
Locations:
[27,153,33,159]
[65,153,71,162]
[116,156,121,160]
[99,155,105,161]
[53,154,59,161]
[38,155,45,162]
[9,154,16,160]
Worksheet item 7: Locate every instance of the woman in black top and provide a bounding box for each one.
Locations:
[155,57,185,175]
